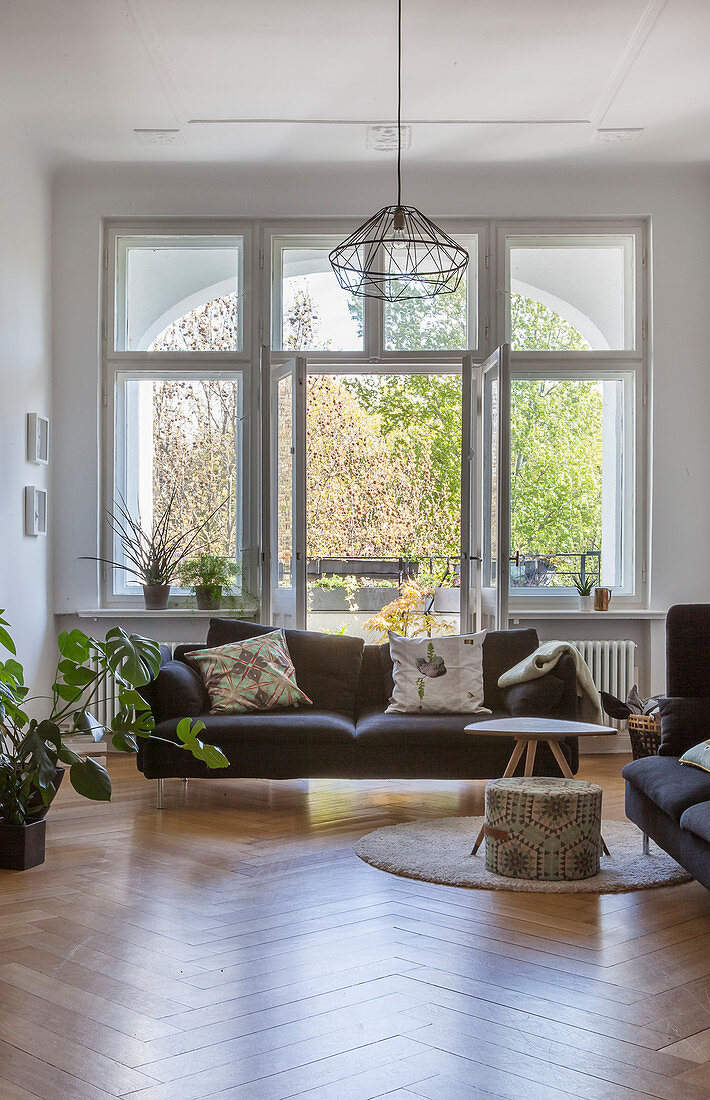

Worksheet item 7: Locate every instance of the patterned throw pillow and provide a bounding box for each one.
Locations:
[386,630,489,714]
[679,740,710,773]
[186,630,312,714]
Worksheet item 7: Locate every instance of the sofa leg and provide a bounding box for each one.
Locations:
[642,832,650,855]
[156,778,165,810]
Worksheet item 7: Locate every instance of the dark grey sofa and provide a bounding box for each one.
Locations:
[138,619,580,784]
[623,605,710,891]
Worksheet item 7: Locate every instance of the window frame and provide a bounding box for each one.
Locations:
[507,364,638,603]
[495,221,645,361]
[267,219,487,366]
[98,215,648,611]
[111,368,247,602]
[102,219,257,609]
[494,218,649,609]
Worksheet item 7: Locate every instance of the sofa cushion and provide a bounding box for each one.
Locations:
[185,632,312,714]
[206,619,364,714]
[482,629,539,711]
[355,705,511,749]
[504,676,564,717]
[387,630,487,714]
[158,709,356,747]
[679,801,710,845]
[658,696,710,756]
[622,755,710,822]
[680,739,710,773]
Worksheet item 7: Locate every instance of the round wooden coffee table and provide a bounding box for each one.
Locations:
[465,717,616,856]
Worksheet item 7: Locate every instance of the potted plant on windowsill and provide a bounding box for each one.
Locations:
[180,553,239,611]
[572,572,595,611]
[0,610,228,871]
[83,492,225,610]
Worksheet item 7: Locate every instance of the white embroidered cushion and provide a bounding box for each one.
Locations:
[386,630,489,715]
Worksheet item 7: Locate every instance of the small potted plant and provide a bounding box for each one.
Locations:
[0,610,227,870]
[181,553,239,611]
[572,573,595,611]
[84,492,225,610]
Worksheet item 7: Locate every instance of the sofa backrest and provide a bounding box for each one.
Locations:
[666,604,710,696]
[196,619,365,714]
[173,621,540,716]
[355,628,540,711]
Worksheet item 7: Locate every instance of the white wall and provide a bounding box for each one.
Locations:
[0,143,53,695]
[52,162,710,693]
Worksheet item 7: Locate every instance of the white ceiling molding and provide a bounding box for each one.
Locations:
[590,0,668,127]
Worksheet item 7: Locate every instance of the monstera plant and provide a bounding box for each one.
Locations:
[0,610,227,869]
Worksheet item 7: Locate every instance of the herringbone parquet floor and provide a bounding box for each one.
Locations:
[2,755,710,1100]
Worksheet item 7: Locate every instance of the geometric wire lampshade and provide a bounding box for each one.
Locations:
[329,0,469,302]
[329,204,469,302]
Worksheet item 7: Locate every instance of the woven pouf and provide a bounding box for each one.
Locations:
[484,777,603,881]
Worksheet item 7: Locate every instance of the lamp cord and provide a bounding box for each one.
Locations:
[397,0,402,209]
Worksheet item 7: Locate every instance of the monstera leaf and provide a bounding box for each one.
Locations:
[103,629,161,687]
[69,757,112,801]
[176,718,229,769]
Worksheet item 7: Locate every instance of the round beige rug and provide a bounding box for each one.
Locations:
[355,817,692,893]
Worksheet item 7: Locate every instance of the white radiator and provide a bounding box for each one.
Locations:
[571,639,636,747]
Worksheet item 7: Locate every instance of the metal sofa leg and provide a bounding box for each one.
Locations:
[156,778,165,810]
[642,832,650,855]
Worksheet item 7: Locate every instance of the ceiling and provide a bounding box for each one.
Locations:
[2,0,710,168]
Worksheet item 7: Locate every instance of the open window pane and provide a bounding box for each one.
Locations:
[276,245,363,351]
[306,373,462,635]
[114,374,243,594]
[507,235,635,351]
[384,237,476,351]
[116,236,244,351]
[510,374,630,591]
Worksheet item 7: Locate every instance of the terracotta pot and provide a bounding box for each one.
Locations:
[142,584,171,610]
[0,819,47,871]
[195,584,222,611]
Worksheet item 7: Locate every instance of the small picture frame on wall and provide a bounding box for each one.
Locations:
[24,486,47,536]
[27,413,50,464]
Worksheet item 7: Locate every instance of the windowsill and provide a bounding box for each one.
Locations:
[70,606,259,619]
[509,608,666,620]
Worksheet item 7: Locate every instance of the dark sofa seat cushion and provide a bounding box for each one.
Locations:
[355,705,511,750]
[658,696,710,756]
[157,708,356,748]
[680,801,710,845]
[205,619,364,714]
[622,756,710,822]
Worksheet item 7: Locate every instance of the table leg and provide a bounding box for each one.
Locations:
[471,738,526,856]
[547,737,574,779]
[547,738,610,856]
[523,739,538,777]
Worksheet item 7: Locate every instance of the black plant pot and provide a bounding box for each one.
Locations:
[195,584,222,611]
[142,584,171,610]
[0,819,47,871]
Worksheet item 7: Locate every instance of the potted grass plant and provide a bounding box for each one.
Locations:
[572,572,595,611]
[83,492,225,610]
[180,553,239,611]
[0,609,227,870]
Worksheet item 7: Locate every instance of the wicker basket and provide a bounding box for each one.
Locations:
[628,713,662,760]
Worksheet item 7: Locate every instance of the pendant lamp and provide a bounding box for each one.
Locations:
[329,0,469,302]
